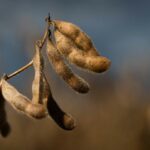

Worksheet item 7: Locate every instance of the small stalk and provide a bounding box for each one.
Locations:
[5,14,51,80]
[6,60,33,80]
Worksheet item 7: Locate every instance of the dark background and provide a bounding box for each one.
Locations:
[0,0,150,150]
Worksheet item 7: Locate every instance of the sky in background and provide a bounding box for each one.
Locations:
[0,0,150,85]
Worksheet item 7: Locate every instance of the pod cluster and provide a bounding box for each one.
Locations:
[0,18,110,137]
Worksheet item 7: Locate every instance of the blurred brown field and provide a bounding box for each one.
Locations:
[0,63,150,150]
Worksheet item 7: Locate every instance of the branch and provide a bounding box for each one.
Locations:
[5,14,51,80]
[6,60,33,80]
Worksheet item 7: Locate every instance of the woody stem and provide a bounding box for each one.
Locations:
[6,60,33,80]
[6,14,51,80]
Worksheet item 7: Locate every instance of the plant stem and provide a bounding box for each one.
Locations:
[6,60,33,80]
[38,13,51,48]
[6,27,48,80]
[37,26,48,48]
[5,14,51,80]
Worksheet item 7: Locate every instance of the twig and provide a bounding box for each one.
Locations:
[37,25,49,48]
[6,60,33,80]
[38,13,51,48]
[5,14,51,80]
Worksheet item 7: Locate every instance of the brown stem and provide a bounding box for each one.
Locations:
[6,60,33,80]
[38,14,51,48]
[5,14,51,81]
[37,27,48,48]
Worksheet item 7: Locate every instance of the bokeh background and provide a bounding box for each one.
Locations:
[0,0,150,150]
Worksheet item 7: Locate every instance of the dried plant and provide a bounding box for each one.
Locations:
[0,14,110,137]
[54,29,110,73]
[46,31,89,93]
[33,41,76,130]
[1,77,47,119]
[32,43,48,105]
[53,20,100,56]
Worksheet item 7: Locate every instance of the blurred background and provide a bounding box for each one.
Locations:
[0,0,150,150]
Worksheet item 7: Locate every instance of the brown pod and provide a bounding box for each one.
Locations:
[53,20,100,56]
[0,81,11,137]
[37,69,76,130]
[32,44,48,105]
[44,75,76,130]
[32,44,76,129]
[46,37,89,93]
[47,94,76,130]
[54,30,111,73]
[1,78,47,119]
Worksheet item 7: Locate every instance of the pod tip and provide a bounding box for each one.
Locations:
[63,114,76,130]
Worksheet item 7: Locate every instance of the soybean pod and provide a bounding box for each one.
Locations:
[1,78,47,119]
[54,30,111,73]
[46,36,89,93]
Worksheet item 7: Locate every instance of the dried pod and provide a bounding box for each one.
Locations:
[32,44,48,105]
[47,94,76,130]
[32,43,75,130]
[53,20,100,56]
[1,78,47,119]
[41,74,76,130]
[42,72,76,130]
[54,30,111,73]
[46,36,89,93]
[0,81,11,137]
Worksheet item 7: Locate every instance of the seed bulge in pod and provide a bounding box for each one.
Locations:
[46,37,89,93]
[53,20,100,56]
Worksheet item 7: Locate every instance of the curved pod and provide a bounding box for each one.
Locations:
[1,79,47,119]
[53,20,100,56]
[46,37,89,93]
[54,30,111,73]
